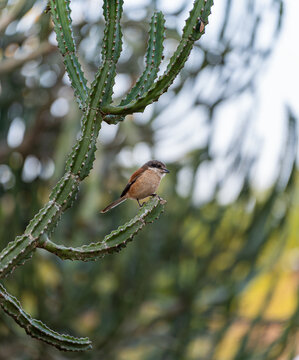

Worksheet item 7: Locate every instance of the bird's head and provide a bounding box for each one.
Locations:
[145,160,170,177]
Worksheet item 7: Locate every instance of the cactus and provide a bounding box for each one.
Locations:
[0,0,213,352]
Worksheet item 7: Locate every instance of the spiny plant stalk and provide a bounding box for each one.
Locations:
[0,0,213,352]
[0,283,91,351]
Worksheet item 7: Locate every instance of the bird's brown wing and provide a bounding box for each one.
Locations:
[120,167,145,197]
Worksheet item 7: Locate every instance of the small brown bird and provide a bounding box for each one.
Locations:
[101,160,169,213]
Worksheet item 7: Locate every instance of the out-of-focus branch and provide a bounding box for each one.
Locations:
[0,114,61,163]
[0,0,26,33]
[0,42,56,76]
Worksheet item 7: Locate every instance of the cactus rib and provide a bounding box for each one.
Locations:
[0,283,92,351]
[0,235,36,278]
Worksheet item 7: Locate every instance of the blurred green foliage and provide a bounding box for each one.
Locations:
[0,0,298,359]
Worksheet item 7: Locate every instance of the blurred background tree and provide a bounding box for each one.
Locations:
[0,0,298,359]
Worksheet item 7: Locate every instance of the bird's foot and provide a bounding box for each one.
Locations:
[151,193,162,200]
[137,199,144,207]
[151,193,166,205]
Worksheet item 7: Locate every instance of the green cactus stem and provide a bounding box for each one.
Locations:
[38,196,165,261]
[49,0,89,109]
[0,0,213,351]
[119,11,165,106]
[0,283,92,351]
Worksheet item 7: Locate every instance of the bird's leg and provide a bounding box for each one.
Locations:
[137,199,144,207]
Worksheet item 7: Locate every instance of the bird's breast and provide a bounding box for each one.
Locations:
[128,169,161,199]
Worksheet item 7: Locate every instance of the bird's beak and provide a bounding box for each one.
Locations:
[163,168,170,173]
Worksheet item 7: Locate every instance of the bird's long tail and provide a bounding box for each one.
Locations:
[101,197,126,213]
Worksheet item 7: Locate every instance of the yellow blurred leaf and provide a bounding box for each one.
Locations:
[186,336,211,359]
[93,273,118,295]
[138,301,163,323]
[214,322,249,360]
[118,344,154,360]
[21,291,37,317]
[239,271,298,320]
[37,260,60,288]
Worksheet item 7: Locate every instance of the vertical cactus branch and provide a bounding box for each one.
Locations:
[120,11,165,105]
[49,0,89,109]
[64,0,123,181]
[0,0,214,352]
[100,0,123,104]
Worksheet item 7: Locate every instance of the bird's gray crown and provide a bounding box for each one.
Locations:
[145,160,166,169]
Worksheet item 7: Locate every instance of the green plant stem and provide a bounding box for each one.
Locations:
[0,283,92,351]
[38,197,165,261]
